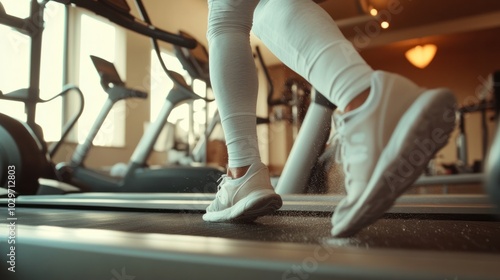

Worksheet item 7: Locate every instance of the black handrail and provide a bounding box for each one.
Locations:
[50,0,197,49]
[134,0,212,103]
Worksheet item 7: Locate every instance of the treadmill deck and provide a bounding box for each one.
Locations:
[2,193,500,280]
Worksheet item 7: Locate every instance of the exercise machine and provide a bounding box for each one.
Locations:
[1,0,211,195]
[274,87,336,194]
[455,88,497,173]
[2,192,500,279]
[486,121,500,212]
[171,30,219,164]
[56,55,223,193]
[0,0,85,194]
[485,70,500,211]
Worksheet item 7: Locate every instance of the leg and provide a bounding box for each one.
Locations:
[203,0,282,222]
[253,0,373,112]
[253,0,457,236]
[207,0,260,171]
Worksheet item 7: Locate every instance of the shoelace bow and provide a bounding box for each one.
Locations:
[216,174,229,197]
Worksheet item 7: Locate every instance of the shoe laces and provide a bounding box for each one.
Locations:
[331,114,351,185]
[216,174,230,197]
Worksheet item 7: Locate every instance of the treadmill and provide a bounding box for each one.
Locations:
[1,1,500,280]
[1,193,500,280]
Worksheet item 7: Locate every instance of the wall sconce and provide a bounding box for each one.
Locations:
[405,44,438,69]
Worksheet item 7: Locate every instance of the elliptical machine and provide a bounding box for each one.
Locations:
[0,0,84,195]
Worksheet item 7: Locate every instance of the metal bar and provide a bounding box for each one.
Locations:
[25,0,44,129]
[70,99,115,166]
[6,193,496,215]
[129,100,175,165]
[414,173,484,186]
[0,10,28,32]
[191,110,220,162]
[48,85,85,158]
[276,90,334,194]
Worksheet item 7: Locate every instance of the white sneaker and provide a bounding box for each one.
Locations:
[203,162,283,222]
[331,71,456,237]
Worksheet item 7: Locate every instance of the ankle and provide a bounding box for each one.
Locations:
[228,165,251,179]
[344,88,370,113]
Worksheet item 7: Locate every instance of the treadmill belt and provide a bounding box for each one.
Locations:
[16,208,500,253]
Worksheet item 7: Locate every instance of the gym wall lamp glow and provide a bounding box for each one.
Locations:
[405,44,438,69]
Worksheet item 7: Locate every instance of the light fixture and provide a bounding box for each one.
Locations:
[380,21,389,29]
[360,0,377,16]
[405,44,437,69]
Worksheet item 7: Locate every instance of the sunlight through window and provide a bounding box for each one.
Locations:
[77,14,124,146]
[0,0,65,142]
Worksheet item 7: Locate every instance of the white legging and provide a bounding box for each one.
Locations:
[207,0,373,168]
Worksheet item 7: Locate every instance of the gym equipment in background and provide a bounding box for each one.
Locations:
[486,122,500,212]
[275,89,336,194]
[0,87,84,195]
[56,55,223,193]
[274,76,312,140]
[0,0,85,194]
[455,78,497,173]
[51,0,197,49]
[0,0,206,195]
[485,70,500,212]
[171,30,219,165]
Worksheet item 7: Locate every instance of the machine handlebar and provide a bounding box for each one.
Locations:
[51,0,197,49]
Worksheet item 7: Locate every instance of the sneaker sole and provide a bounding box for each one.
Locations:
[332,88,456,237]
[203,189,283,222]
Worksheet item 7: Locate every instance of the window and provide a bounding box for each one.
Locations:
[76,13,125,146]
[0,0,65,141]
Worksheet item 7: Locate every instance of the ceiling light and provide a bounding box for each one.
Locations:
[380,21,389,29]
[405,44,438,69]
[370,7,378,16]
